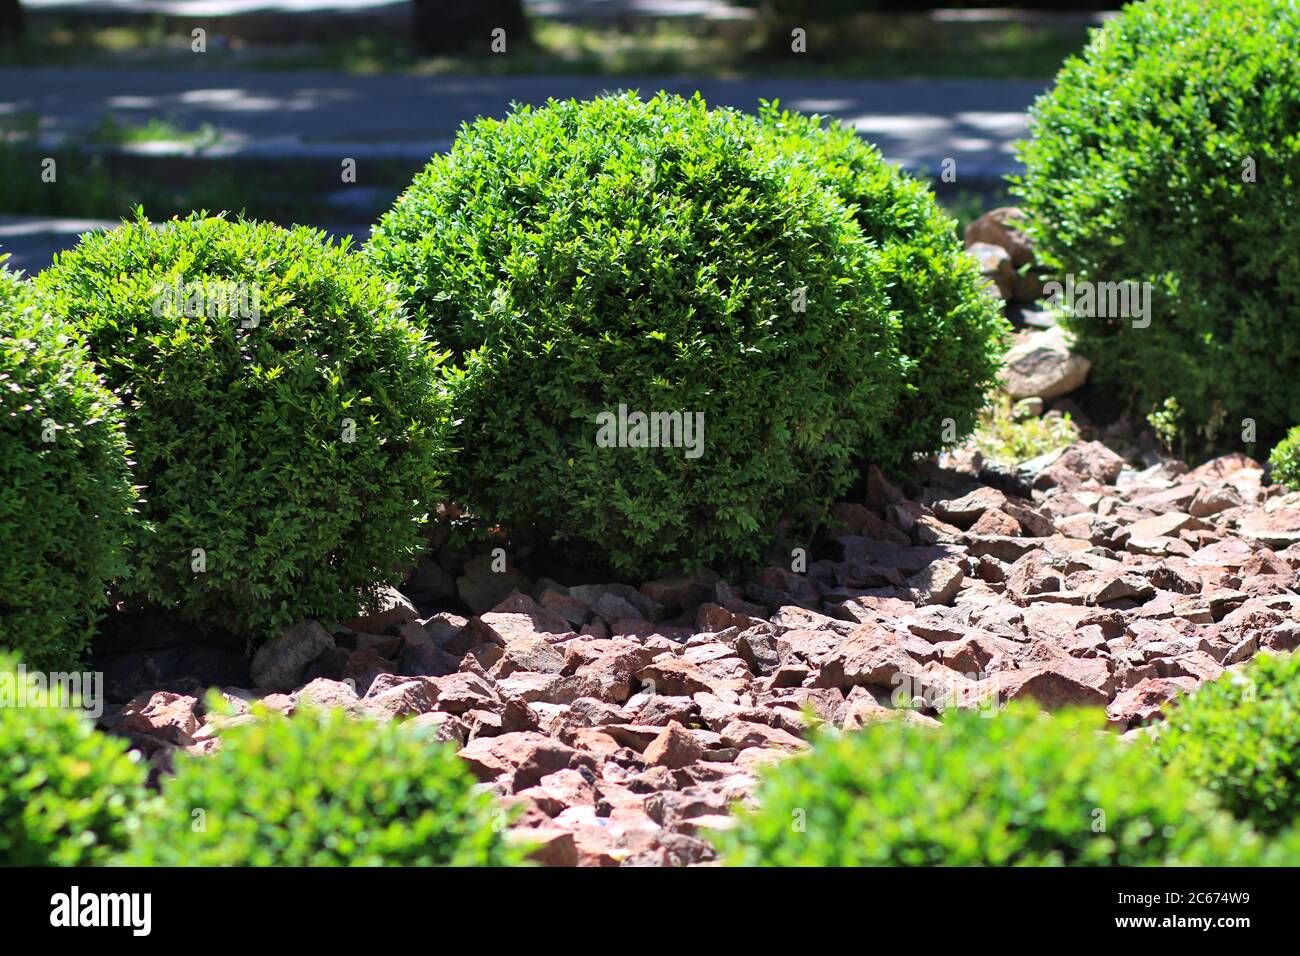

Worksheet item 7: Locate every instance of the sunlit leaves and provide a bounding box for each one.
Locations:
[0,261,134,670]
[1154,653,1300,832]
[0,652,149,866]
[36,214,452,639]
[1014,0,1300,450]
[122,702,521,866]
[715,704,1268,867]
[367,93,916,577]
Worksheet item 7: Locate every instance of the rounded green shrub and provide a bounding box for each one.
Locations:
[1014,0,1300,449]
[366,92,906,578]
[125,702,523,865]
[37,214,450,639]
[1153,652,1300,833]
[1268,426,1300,491]
[1,257,134,670]
[757,103,1008,470]
[713,705,1266,866]
[0,652,149,865]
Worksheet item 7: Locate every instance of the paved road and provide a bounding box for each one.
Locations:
[0,216,116,275]
[1,69,1040,272]
[2,68,1040,175]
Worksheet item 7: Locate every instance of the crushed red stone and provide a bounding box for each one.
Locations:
[102,444,1300,866]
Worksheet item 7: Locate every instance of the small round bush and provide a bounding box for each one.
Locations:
[125,702,522,865]
[37,214,450,639]
[1153,653,1300,833]
[366,92,904,578]
[0,652,149,865]
[713,705,1265,866]
[1014,0,1300,448]
[1269,426,1300,491]
[757,103,1008,469]
[1,258,134,670]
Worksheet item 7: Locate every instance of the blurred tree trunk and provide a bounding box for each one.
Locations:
[411,0,529,55]
[0,0,24,42]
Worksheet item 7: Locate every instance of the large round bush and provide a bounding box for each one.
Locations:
[1014,0,1300,448]
[1153,652,1300,833]
[37,215,450,639]
[713,705,1266,866]
[757,103,1008,469]
[125,702,522,865]
[0,652,149,865]
[1,258,134,670]
[366,92,905,578]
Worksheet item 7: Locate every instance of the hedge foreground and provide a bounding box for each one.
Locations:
[713,705,1270,866]
[0,652,149,865]
[123,701,522,866]
[1154,653,1300,833]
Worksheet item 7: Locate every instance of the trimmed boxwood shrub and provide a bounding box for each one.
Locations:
[0,652,149,865]
[1153,652,1300,833]
[1014,0,1300,449]
[124,702,522,865]
[37,214,450,639]
[367,92,907,578]
[756,103,1008,470]
[1,258,134,670]
[1269,426,1300,491]
[712,705,1267,866]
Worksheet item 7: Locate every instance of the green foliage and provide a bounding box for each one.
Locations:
[1146,397,1184,457]
[125,701,523,865]
[37,214,450,639]
[0,258,134,670]
[367,92,905,578]
[757,103,1009,470]
[1153,653,1300,833]
[1014,0,1300,450]
[713,705,1266,866]
[971,393,1078,466]
[0,652,149,865]
[1268,426,1300,491]
[1259,823,1300,865]
[88,113,220,149]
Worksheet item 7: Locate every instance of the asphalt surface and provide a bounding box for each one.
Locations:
[1,68,1041,272]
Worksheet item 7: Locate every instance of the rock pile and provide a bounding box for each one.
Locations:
[101,445,1300,866]
[966,206,1093,409]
